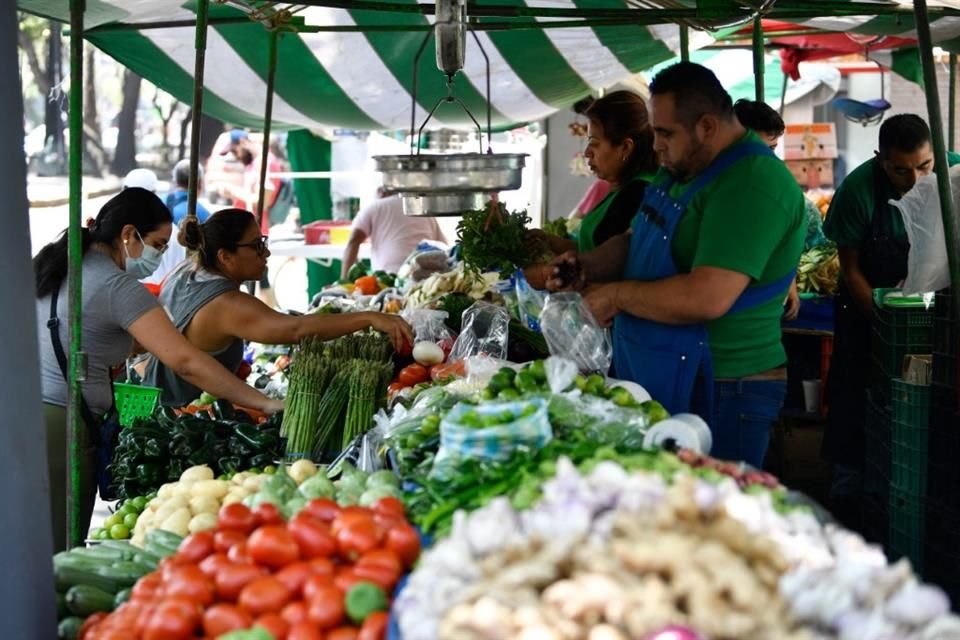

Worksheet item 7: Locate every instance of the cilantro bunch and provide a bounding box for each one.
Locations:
[456,201,545,278]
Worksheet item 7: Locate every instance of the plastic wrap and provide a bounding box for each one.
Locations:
[540,292,612,374]
[546,392,650,450]
[513,269,547,331]
[447,301,510,362]
[402,308,456,345]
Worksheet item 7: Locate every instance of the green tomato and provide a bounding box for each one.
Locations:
[109,524,130,540]
[103,514,122,529]
[122,513,138,529]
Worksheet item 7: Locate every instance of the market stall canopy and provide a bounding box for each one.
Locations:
[16,1,960,132]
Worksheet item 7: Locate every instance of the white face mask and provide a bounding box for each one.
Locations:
[125,229,164,278]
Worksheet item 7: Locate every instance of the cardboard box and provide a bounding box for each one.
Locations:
[784,123,838,160]
[786,158,835,190]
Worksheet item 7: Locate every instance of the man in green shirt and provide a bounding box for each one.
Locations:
[545,62,806,468]
[822,114,959,522]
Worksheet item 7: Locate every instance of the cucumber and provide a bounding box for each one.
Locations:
[66,584,115,617]
[54,564,124,594]
[110,559,154,575]
[131,552,159,570]
[57,616,83,640]
[146,529,183,551]
[144,540,178,560]
[70,546,128,562]
[114,588,132,609]
[97,541,137,559]
[55,592,68,619]
[94,565,140,590]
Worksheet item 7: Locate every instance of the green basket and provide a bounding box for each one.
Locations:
[864,390,892,501]
[891,379,930,497]
[889,487,925,571]
[870,293,934,407]
[113,382,162,427]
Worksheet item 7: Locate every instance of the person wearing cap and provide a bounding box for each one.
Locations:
[166,159,211,224]
[340,187,446,279]
[821,114,960,525]
[122,168,158,193]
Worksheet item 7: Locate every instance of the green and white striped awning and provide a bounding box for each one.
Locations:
[16,1,960,132]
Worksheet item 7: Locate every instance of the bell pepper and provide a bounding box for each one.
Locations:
[234,423,279,451]
[143,438,164,460]
[135,463,164,486]
[218,456,242,475]
[247,453,274,470]
[168,433,192,458]
[213,399,236,421]
[167,458,186,481]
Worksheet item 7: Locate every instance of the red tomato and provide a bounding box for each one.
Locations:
[357,549,402,574]
[351,564,398,592]
[254,612,290,640]
[214,529,248,553]
[254,502,286,526]
[358,611,389,640]
[281,601,309,626]
[303,499,341,523]
[202,603,252,637]
[372,497,405,519]
[307,557,336,578]
[327,627,360,640]
[131,572,163,602]
[397,364,429,386]
[333,569,365,594]
[156,596,202,627]
[387,382,408,396]
[275,561,315,597]
[198,552,231,579]
[289,514,337,559]
[78,611,108,640]
[302,573,336,601]
[336,521,382,560]
[141,601,197,640]
[227,541,254,565]
[218,503,258,534]
[215,563,268,601]
[174,531,215,564]
[287,621,325,640]
[239,576,292,617]
[249,525,301,569]
[163,566,215,607]
[397,338,413,357]
[385,523,421,568]
[306,586,346,630]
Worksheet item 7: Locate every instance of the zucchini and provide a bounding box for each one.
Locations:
[143,540,176,560]
[114,588,132,609]
[57,616,83,640]
[97,541,137,559]
[55,592,68,619]
[66,546,127,563]
[110,559,154,575]
[66,584,115,617]
[54,564,124,594]
[94,565,140,590]
[132,552,159,570]
[145,529,183,552]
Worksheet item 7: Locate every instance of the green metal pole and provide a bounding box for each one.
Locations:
[256,29,279,227]
[753,15,764,101]
[914,0,960,301]
[680,25,690,62]
[187,0,209,221]
[949,52,957,151]
[67,0,85,549]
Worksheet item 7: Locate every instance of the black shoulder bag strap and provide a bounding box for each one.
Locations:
[47,280,103,447]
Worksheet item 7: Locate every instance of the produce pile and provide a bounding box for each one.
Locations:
[395,458,960,640]
[109,404,284,500]
[796,244,840,295]
[82,497,421,640]
[281,332,394,460]
[456,202,548,278]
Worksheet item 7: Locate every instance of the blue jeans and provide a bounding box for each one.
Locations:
[690,378,787,468]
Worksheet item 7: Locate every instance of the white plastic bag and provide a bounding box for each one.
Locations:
[447,302,510,362]
[540,292,612,374]
[891,166,960,295]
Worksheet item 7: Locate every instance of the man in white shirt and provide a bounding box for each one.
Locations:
[341,187,446,278]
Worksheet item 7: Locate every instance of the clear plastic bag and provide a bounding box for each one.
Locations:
[890,166,960,295]
[447,301,510,362]
[540,292,612,374]
[402,308,456,345]
[546,392,650,449]
[513,269,547,331]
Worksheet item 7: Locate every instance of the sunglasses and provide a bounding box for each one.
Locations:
[235,235,269,256]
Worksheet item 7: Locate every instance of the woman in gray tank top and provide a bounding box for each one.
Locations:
[143,209,413,407]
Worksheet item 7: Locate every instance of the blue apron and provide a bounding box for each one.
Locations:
[612,141,796,418]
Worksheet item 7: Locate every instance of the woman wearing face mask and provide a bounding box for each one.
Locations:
[33,188,284,551]
[143,209,413,407]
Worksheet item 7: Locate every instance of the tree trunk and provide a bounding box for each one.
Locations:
[111,68,141,176]
[82,44,105,176]
[17,26,48,97]
[44,21,63,152]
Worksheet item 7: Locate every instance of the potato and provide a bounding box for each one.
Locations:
[288,459,318,485]
[188,495,221,515]
[153,496,189,524]
[222,493,243,506]
[157,483,175,499]
[232,472,251,485]
[148,497,164,511]
[160,507,191,537]
[180,465,215,482]
[242,475,264,492]
[187,512,218,534]
[172,481,197,497]
[191,479,230,499]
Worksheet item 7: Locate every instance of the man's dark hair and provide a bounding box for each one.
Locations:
[734,99,785,137]
[649,62,734,129]
[173,159,203,189]
[878,114,931,157]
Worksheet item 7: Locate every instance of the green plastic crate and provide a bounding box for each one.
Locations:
[889,487,925,571]
[870,293,934,407]
[864,390,892,501]
[891,380,930,497]
[113,382,161,427]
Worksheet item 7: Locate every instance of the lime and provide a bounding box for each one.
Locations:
[498,388,521,401]
[573,374,588,391]
[515,371,538,393]
[109,524,130,540]
[118,504,138,517]
[479,388,496,401]
[89,527,106,540]
[640,400,670,424]
[130,497,148,512]
[247,467,262,475]
[96,528,111,541]
[122,513,138,529]
[586,374,606,395]
[103,513,122,529]
[527,360,547,383]
[263,465,277,474]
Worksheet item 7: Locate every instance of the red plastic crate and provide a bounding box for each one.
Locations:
[303,220,352,245]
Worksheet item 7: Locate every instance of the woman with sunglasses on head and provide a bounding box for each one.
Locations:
[33,188,284,551]
[143,209,414,407]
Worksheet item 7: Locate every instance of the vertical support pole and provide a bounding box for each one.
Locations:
[753,15,765,101]
[949,52,957,151]
[680,25,690,62]
[914,0,960,303]
[67,0,85,549]
[257,29,280,223]
[187,0,210,221]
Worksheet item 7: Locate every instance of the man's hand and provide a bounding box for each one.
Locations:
[783,279,801,321]
[368,312,415,352]
[545,251,586,291]
[584,282,621,327]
